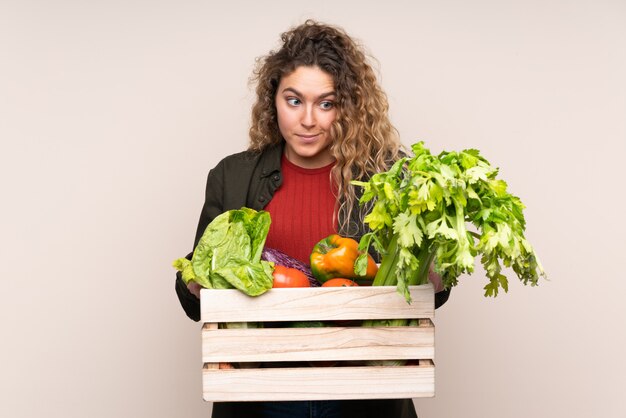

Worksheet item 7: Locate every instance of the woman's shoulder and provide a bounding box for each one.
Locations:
[214,143,283,172]
[219,148,261,164]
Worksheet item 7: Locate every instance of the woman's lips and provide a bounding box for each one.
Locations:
[296,133,321,143]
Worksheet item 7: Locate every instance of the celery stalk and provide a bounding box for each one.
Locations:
[363,234,434,327]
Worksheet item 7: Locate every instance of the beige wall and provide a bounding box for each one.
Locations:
[1,1,624,417]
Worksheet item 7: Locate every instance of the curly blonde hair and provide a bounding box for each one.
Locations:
[249,20,402,236]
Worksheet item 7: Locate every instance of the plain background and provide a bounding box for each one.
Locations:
[1,0,624,417]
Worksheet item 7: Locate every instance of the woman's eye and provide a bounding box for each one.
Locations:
[320,101,334,110]
[286,98,301,106]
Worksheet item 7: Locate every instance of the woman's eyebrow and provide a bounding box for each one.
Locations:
[280,87,336,99]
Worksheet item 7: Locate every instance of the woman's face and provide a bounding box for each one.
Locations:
[275,66,337,169]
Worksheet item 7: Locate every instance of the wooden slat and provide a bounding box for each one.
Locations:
[202,325,434,362]
[202,365,435,401]
[203,323,219,370]
[200,284,434,323]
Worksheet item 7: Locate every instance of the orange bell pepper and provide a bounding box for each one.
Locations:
[310,234,378,284]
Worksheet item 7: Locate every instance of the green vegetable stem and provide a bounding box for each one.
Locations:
[353,142,546,304]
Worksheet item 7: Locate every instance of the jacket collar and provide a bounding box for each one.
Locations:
[259,141,285,177]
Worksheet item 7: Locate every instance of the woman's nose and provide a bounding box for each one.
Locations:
[301,106,316,128]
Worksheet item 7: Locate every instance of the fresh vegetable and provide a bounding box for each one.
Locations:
[289,321,326,328]
[172,208,274,297]
[262,247,320,287]
[310,234,378,284]
[272,265,311,288]
[321,278,359,287]
[353,141,546,303]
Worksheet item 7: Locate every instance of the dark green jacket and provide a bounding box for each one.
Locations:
[174,142,449,418]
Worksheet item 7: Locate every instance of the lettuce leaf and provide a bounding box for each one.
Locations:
[173,208,273,296]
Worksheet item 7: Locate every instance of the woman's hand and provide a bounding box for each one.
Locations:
[428,265,444,293]
[187,281,203,298]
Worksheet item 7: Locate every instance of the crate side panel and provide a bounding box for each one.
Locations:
[202,326,435,362]
[200,285,434,323]
[202,366,435,401]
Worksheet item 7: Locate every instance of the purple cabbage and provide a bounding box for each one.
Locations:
[261,247,320,287]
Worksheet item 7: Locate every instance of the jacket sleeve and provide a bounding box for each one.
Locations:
[175,162,226,322]
[435,288,451,309]
[194,161,226,248]
[174,254,200,321]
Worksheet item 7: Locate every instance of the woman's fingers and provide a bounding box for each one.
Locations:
[187,281,202,298]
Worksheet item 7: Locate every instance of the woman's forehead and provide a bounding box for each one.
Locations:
[278,66,336,97]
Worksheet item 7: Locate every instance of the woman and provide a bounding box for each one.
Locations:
[175,20,449,418]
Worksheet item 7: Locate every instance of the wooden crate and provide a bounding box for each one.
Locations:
[200,284,435,402]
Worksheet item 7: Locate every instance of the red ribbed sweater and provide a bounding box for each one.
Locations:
[264,155,337,265]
